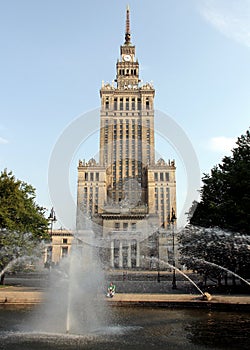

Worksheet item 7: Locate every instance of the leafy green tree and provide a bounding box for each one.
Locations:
[181,129,250,287]
[191,129,250,234]
[0,170,49,283]
[0,169,48,238]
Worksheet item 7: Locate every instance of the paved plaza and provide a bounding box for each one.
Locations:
[0,272,250,310]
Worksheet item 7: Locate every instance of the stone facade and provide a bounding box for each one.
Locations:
[45,229,74,266]
[76,7,177,270]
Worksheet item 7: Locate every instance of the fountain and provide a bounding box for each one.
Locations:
[34,230,109,335]
[1,231,250,349]
[191,257,250,287]
[0,296,249,350]
[1,256,250,350]
[147,256,212,300]
[0,230,44,284]
[0,255,39,284]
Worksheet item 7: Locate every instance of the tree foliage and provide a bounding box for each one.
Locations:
[181,130,250,286]
[0,170,49,280]
[0,169,48,239]
[0,230,45,276]
[179,225,250,283]
[190,129,250,234]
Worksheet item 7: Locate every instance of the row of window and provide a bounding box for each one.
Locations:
[155,188,171,226]
[105,118,151,127]
[105,97,151,111]
[118,68,138,76]
[84,172,99,181]
[114,222,137,231]
[82,185,99,214]
[105,112,150,117]
[154,172,170,182]
[112,239,138,250]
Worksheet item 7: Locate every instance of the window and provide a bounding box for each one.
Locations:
[155,200,158,211]
[126,98,129,110]
[138,123,142,140]
[85,173,88,181]
[120,98,123,110]
[115,222,120,230]
[114,98,117,110]
[138,98,141,110]
[165,172,169,181]
[132,98,135,110]
[123,223,128,231]
[62,246,68,258]
[62,238,68,244]
[90,173,94,181]
[105,97,109,109]
[160,173,164,181]
[154,173,158,181]
[146,97,149,110]
[96,172,99,181]
[132,223,136,230]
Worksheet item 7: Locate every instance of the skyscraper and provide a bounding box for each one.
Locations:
[77,7,177,269]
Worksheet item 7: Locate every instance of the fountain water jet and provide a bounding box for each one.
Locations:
[34,230,110,335]
[147,257,206,297]
[0,255,39,280]
[191,257,250,287]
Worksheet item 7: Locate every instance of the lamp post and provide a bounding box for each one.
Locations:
[46,207,57,267]
[170,207,177,289]
[48,207,57,234]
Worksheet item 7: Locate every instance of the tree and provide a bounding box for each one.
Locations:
[0,170,49,283]
[181,129,250,287]
[0,230,45,281]
[178,225,250,286]
[190,129,250,234]
[0,169,48,238]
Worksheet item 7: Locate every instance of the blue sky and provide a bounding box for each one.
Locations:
[1,0,250,229]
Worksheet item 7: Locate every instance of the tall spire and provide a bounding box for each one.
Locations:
[125,5,131,44]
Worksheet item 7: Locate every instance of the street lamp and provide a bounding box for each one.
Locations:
[48,207,57,234]
[46,207,57,267]
[170,207,177,289]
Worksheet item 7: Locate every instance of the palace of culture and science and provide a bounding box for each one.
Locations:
[76,7,177,270]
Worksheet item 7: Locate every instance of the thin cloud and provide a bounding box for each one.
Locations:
[198,0,250,48]
[0,137,8,144]
[208,136,237,153]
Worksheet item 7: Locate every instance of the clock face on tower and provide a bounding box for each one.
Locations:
[123,54,131,61]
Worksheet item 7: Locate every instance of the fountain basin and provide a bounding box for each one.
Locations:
[0,306,250,350]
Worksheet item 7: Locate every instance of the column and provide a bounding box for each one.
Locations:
[136,240,140,267]
[44,247,48,265]
[110,240,114,268]
[127,241,132,268]
[119,240,123,268]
